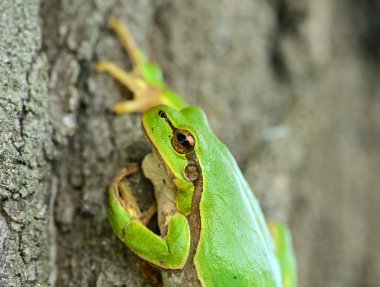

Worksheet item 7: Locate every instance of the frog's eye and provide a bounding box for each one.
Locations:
[172,129,195,154]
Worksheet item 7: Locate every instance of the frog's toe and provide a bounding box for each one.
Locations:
[113,89,163,114]
[96,60,110,72]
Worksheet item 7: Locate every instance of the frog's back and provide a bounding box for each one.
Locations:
[193,136,282,287]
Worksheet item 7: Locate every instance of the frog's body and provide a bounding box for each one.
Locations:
[141,105,282,286]
[98,18,296,287]
[195,130,281,286]
[192,115,282,286]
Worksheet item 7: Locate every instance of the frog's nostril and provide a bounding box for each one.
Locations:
[158,110,167,118]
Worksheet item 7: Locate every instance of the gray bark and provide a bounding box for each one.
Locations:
[0,0,379,286]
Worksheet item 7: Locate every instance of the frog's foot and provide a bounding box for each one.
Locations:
[109,164,142,218]
[110,164,157,224]
[96,17,165,114]
[140,204,157,226]
[97,18,187,113]
[96,61,163,114]
[107,18,142,73]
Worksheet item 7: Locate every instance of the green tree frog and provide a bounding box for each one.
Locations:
[97,18,297,287]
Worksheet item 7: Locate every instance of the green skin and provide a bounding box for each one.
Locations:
[102,19,297,287]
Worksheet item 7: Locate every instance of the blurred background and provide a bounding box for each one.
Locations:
[0,0,379,286]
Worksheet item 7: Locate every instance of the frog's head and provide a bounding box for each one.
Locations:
[142,105,209,185]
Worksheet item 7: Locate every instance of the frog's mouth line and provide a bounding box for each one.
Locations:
[141,122,176,180]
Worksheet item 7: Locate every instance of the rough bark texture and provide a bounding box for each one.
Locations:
[0,0,379,286]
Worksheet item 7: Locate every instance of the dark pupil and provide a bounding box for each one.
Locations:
[177,133,189,146]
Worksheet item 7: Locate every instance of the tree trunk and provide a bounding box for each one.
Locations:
[0,0,379,286]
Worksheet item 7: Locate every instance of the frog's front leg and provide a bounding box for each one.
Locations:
[96,61,163,113]
[96,18,187,114]
[108,165,190,269]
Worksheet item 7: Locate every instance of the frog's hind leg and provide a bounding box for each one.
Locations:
[268,222,297,287]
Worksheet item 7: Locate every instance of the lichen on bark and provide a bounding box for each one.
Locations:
[0,0,52,285]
